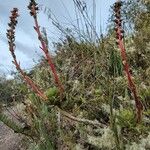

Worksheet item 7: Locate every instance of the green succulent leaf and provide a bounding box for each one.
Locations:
[45,87,58,99]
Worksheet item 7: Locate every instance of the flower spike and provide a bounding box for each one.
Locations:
[28,0,64,95]
[7,8,47,101]
[114,1,143,123]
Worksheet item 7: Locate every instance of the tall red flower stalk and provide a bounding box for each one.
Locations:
[28,0,64,94]
[5,7,105,130]
[114,1,143,122]
[7,8,47,101]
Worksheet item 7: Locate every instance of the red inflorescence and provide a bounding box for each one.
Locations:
[28,0,64,95]
[114,1,143,123]
[7,8,48,101]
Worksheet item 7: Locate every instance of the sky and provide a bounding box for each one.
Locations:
[0,0,116,77]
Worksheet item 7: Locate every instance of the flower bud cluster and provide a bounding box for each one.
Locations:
[114,1,124,44]
[6,8,19,51]
[28,0,39,18]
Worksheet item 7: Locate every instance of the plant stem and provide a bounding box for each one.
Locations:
[114,1,143,123]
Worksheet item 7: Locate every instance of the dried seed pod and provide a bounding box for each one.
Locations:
[114,1,122,8]
[118,22,122,27]
[120,35,124,40]
[114,7,120,13]
[116,40,119,45]
[114,19,119,24]
[120,29,124,34]
[115,27,118,32]
[116,33,120,39]
[115,13,121,19]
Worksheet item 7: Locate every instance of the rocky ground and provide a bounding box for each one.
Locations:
[0,105,26,150]
[0,121,23,150]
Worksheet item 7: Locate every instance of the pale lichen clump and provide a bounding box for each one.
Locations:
[101,104,110,114]
[87,127,116,149]
[125,133,150,150]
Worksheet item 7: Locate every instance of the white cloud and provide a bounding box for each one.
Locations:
[0,0,115,74]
